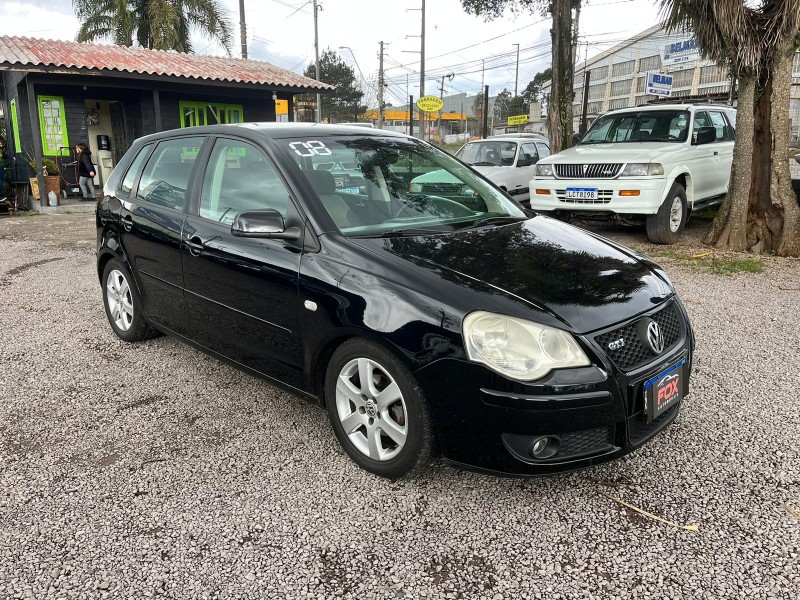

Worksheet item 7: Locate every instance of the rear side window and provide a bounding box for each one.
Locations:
[708,111,733,141]
[120,144,152,195]
[536,142,551,158]
[137,137,204,209]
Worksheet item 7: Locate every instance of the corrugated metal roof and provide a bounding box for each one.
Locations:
[0,36,333,91]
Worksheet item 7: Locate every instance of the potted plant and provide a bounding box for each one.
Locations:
[25,152,62,203]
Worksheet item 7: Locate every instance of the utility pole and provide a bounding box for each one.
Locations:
[419,0,426,140]
[437,72,453,142]
[481,59,485,90]
[409,95,414,138]
[377,41,385,130]
[482,85,489,139]
[313,0,321,123]
[579,70,591,137]
[239,0,247,59]
[513,43,520,97]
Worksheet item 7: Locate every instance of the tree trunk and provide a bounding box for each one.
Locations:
[547,0,576,153]
[707,46,800,257]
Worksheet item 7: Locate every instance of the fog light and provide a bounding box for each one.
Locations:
[529,436,561,459]
[535,188,551,195]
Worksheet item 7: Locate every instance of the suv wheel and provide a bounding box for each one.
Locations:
[646,183,687,244]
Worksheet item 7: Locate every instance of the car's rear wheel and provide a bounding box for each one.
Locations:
[646,183,687,244]
[102,258,158,342]
[325,339,434,478]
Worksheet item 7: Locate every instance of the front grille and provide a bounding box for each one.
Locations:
[628,403,680,446]
[554,163,623,179]
[556,189,613,204]
[595,302,683,372]
[559,427,614,459]
[420,183,461,194]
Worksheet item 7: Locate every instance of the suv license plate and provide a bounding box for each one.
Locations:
[644,360,686,422]
[566,187,598,200]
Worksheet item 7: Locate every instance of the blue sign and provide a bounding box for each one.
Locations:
[646,72,673,96]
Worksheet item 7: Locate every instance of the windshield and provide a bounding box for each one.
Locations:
[281,135,526,237]
[580,110,690,144]
[456,141,518,167]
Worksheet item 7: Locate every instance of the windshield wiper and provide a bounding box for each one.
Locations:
[467,215,527,228]
[471,161,498,166]
[351,228,447,239]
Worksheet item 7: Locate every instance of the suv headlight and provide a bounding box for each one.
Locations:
[535,163,554,177]
[463,311,590,381]
[620,163,664,177]
[409,182,422,192]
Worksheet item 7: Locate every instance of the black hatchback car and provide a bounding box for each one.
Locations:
[96,124,694,478]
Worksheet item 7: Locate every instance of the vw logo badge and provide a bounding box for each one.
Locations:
[646,320,665,354]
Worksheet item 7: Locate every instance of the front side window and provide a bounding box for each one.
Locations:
[581,110,690,144]
[38,96,70,155]
[120,144,152,195]
[708,111,732,141]
[137,137,204,209]
[519,143,539,165]
[199,138,289,224]
[282,135,526,237]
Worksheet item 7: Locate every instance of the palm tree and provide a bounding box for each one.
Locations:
[74,0,233,55]
[659,0,800,257]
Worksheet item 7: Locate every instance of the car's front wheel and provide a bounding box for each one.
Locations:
[101,258,158,343]
[646,183,687,244]
[325,339,434,478]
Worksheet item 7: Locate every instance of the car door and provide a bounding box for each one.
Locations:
[689,111,717,201]
[707,110,735,195]
[118,135,205,335]
[511,142,540,198]
[181,136,304,388]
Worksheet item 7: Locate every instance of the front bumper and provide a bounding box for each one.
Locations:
[529,177,668,215]
[414,299,693,476]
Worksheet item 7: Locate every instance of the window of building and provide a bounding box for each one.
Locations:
[586,101,603,114]
[610,80,632,96]
[638,55,661,73]
[590,66,608,81]
[137,136,204,209]
[588,83,606,100]
[179,101,244,128]
[37,96,70,156]
[611,60,634,77]
[700,65,727,85]
[671,68,695,88]
[10,98,21,153]
[609,98,630,110]
[637,95,657,106]
[200,138,289,224]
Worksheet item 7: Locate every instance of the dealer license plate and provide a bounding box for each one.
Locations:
[643,360,686,422]
[566,187,598,200]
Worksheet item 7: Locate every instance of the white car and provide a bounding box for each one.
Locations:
[530,103,735,243]
[454,136,551,202]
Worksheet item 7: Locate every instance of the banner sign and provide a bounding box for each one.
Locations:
[507,114,528,126]
[662,38,700,66]
[416,96,444,112]
[646,72,674,96]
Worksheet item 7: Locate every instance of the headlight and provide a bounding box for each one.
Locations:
[409,182,422,192]
[535,163,554,177]
[619,163,664,177]
[463,311,590,381]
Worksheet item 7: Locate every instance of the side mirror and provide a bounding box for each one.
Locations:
[231,209,301,240]
[695,126,716,146]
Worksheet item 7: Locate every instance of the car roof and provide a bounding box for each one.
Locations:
[471,136,549,144]
[605,103,736,114]
[133,122,410,145]
[487,133,548,140]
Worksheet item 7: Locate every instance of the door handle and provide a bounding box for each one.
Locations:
[121,215,133,232]
[713,151,719,156]
[185,236,205,257]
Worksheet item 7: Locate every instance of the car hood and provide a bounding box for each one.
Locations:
[348,217,672,334]
[543,144,684,164]
[470,164,512,178]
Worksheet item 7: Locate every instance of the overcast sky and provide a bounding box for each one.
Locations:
[0,0,663,105]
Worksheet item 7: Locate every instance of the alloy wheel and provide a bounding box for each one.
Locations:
[669,196,683,233]
[106,269,134,332]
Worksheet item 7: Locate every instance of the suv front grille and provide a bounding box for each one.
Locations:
[420,183,462,194]
[554,163,623,179]
[595,302,683,372]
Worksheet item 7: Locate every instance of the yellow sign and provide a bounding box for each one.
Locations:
[275,99,288,116]
[416,95,444,113]
[508,114,528,126]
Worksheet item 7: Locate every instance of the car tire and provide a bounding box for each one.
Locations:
[101,258,159,343]
[325,339,434,479]
[646,183,687,244]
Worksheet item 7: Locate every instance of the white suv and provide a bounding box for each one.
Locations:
[530,103,735,244]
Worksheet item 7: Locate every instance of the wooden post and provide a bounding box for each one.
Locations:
[25,77,46,208]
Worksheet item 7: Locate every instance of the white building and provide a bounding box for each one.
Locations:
[538,24,800,142]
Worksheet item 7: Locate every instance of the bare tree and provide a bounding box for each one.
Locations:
[660,0,800,256]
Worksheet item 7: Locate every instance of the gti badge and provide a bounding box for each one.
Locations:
[608,338,625,351]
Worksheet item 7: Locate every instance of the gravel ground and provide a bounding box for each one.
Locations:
[1,213,798,599]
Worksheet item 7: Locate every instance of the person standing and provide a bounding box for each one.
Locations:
[75,143,96,201]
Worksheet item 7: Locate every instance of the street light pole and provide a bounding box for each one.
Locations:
[313,0,321,123]
[239,0,247,59]
[420,0,426,140]
[513,43,520,97]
